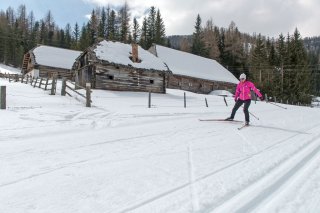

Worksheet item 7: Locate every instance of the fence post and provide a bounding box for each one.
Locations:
[50,76,57,95]
[33,77,38,88]
[15,74,19,82]
[39,78,43,88]
[25,75,29,84]
[223,96,228,106]
[44,78,49,90]
[265,94,268,103]
[61,77,67,96]
[148,92,151,108]
[184,92,186,108]
[86,83,91,107]
[205,98,208,107]
[0,86,6,109]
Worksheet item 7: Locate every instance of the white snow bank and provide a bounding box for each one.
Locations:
[0,64,21,74]
[209,90,234,97]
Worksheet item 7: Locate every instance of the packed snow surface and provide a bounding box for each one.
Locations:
[1,66,320,213]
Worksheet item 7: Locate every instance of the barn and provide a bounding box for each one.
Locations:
[149,44,239,94]
[73,40,168,93]
[22,45,82,79]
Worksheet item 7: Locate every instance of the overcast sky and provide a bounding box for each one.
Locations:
[1,0,319,38]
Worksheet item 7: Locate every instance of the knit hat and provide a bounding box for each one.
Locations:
[239,73,246,80]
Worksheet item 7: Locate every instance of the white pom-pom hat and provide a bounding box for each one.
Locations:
[239,73,246,80]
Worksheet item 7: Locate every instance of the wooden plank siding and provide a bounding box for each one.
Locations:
[167,74,236,94]
[36,65,72,79]
[75,63,166,93]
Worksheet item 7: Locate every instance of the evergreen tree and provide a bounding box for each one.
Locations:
[88,9,98,45]
[98,7,107,38]
[191,14,207,57]
[132,17,140,43]
[288,28,311,104]
[107,10,116,40]
[154,9,166,45]
[65,23,72,48]
[140,17,148,49]
[146,6,156,48]
[119,1,130,43]
[72,22,80,49]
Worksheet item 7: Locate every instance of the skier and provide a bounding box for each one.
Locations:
[225,73,264,125]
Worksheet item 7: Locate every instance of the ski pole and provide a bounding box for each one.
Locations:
[267,102,287,109]
[242,106,259,120]
[249,111,259,120]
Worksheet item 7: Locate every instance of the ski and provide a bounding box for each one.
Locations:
[199,119,242,123]
[238,123,249,130]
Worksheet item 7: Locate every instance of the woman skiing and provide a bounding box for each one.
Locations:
[225,73,264,125]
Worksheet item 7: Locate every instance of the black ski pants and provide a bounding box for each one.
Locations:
[230,99,251,122]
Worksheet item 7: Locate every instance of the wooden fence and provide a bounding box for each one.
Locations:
[61,78,91,107]
[0,73,91,107]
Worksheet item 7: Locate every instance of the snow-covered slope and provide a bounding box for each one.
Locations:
[1,66,320,213]
[0,64,21,74]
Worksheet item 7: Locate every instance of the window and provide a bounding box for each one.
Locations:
[150,79,154,84]
[107,75,114,80]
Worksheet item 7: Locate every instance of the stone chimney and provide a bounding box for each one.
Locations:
[131,43,138,63]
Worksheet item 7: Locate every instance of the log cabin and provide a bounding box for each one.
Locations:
[73,40,169,93]
[149,44,239,94]
[22,45,82,79]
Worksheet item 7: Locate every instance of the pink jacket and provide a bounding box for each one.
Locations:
[234,81,262,101]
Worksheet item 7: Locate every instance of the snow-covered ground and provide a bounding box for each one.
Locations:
[1,66,320,213]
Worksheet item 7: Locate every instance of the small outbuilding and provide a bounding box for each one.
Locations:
[73,40,169,93]
[22,45,82,79]
[149,44,239,94]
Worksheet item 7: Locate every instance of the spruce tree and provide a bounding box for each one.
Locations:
[146,6,156,48]
[191,14,206,57]
[98,7,107,38]
[155,9,166,45]
[119,1,130,43]
[140,17,148,49]
[132,17,140,43]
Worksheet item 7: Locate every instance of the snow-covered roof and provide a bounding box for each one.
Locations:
[93,40,168,71]
[32,45,82,70]
[150,45,239,84]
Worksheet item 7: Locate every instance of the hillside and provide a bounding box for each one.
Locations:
[1,65,320,213]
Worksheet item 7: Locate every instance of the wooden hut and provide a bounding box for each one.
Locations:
[22,45,82,79]
[149,44,239,94]
[73,40,169,93]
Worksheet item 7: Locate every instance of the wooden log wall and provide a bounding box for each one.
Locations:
[167,74,236,94]
[37,65,72,79]
[94,64,165,93]
[77,64,166,93]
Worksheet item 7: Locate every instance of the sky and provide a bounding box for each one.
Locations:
[0,0,319,38]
